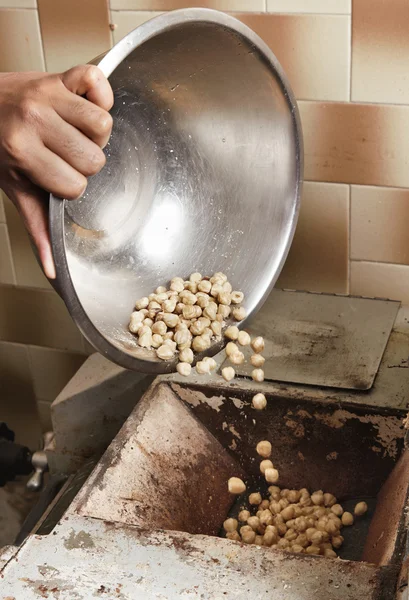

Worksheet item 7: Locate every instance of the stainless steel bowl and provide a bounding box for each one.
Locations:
[50,8,303,373]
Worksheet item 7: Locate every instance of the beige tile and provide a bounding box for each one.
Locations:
[352,0,409,104]
[351,186,409,265]
[237,14,350,101]
[0,1,36,7]
[29,346,86,402]
[351,261,409,305]
[0,224,16,285]
[276,181,349,294]
[38,0,111,72]
[0,341,41,449]
[0,191,6,223]
[267,0,351,13]
[0,285,84,352]
[111,11,163,44]
[110,1,264,10]
[0,8,44,71]
[3,194,52,289]
[300,101,409,188]
[37,400,52,433]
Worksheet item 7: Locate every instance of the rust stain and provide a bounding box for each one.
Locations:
[285,418,305,438]
[315,410,402,457]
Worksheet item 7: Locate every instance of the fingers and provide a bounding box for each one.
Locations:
[56,66,113,148]
[10,182,56,279]
[42,111,106,177]
[60,65,114,111]
[18,140,87,200]
[54,92,113,148]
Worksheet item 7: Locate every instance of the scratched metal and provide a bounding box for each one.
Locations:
[70,382,245,534]
[170,381,405,499]
[153,299,409,411]
[231,290,399,390]
[0,514,398,599]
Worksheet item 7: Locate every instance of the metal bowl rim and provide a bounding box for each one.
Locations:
[49,7,303,373]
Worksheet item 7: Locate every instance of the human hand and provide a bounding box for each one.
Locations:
[0,65,113,279]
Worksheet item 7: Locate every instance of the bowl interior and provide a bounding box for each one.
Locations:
[54,14,301,371]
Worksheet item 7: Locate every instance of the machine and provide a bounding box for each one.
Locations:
[2,289,409,599]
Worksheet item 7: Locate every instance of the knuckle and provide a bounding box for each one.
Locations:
[99,112,113,136]
[65,178,87,200]
[3,131,25,162]
[88,109,112,143]
[87,149,106,175]
[82,65,102,88]
[19,97,41,124]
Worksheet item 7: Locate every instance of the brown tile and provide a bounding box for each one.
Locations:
[276,181,349,294]
[36,400,52,433]
[267,0,351,13]
[352,0,409,104]
[351,186,409,265]
[0,8,44,71]
[29,346,86,402]
[0,341,41,449]
[0,285,84,352]
[351,261,409,305]
[3,194,52,289]
[0,224,16,285]
[111,11,163,44]
[299,101,409,188]
[110,0,264,10]
[237,14,350,101]
[37,0,111,72]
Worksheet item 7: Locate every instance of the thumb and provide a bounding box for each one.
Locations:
[9,182,56,280]
[60,65,114,111]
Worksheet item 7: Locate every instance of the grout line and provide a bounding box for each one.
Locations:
[350,259,409,268]
[26,343,39,399]
[260,12,351,16]
[109,9,351,16]
[108,0,114,48]
[0,339,88,356]
[0,282,59,293]
[303,179,409,192]
[349,3,353,101]
[35,4,48,72]
[0,6,38,9]
[297,98,409,109]
[347,185,351,295]
[1,223,17,286]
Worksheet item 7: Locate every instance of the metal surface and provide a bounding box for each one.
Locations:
[44,296,409,479]
[1,513,393,600]
[50,8,303,373]
[71,382,245,533]
[48,353,154,474]
[27,432,53,491]
[233,289,400,390]
[2,378,407,599]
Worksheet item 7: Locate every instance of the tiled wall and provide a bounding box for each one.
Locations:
[1,1,408,441]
